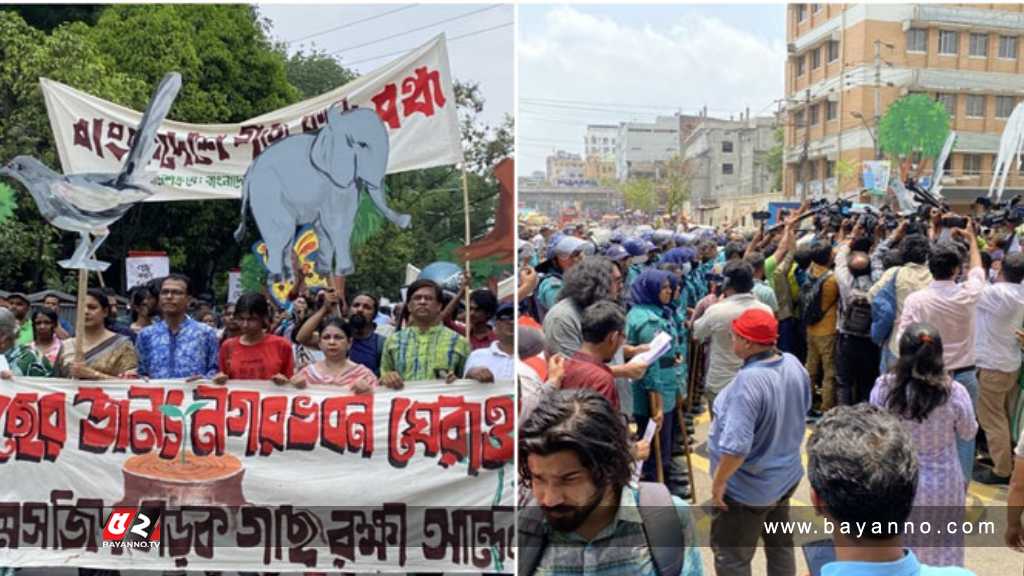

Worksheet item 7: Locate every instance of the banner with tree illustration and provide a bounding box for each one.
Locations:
[0,377,513,573]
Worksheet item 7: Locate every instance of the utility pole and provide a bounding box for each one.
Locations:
[800,88,811,201]
[873,39,883,160]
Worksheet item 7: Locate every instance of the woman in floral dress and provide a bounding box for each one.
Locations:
[870,322,977,566]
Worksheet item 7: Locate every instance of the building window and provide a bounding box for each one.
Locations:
[966,95,986,118]
[939,30,959,55]
[826,41,840,64]
[999,35,1018,59]
[906,28,928,53]
[937,93,957,117]
[944,153,953,171]
[722,163,734,175]
[722,140,734,153]
[814,3,822,12]
[969,33,988,57]
[963,154,982,175]
[808,162,817,181]
[794,109,805,127]
[796,55,805,76]
[826,160,835,179]
[797,4,806,22]
[809,103,819,125]
[997,95,1017,118]
[811,47,821,69]
[826,100,837,120]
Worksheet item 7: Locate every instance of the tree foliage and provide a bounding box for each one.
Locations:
[662,156,691,218]
[765,126,784,192]
[281,47,357,100]
[621,179,656,214]
[879,94,951,160]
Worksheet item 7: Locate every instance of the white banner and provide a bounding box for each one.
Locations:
[0,377,513,572]
[40,34,464,202]
[227,270,241,305]
[125,254,169,290]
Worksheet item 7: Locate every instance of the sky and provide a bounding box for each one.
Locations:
[259,4,513,128]
[519,4,788,175]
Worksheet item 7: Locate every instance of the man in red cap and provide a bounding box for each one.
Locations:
[707,308,812,576]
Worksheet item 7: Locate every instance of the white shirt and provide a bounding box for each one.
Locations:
[692,293,773,394]
[975,281,1024,373]
[464,341,515,381]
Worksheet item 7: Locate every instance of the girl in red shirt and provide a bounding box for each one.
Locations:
[213,293,294,384]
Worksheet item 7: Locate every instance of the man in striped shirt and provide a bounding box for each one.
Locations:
[380,279,469,387]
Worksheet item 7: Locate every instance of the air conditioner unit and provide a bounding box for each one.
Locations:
[788,43,797,54]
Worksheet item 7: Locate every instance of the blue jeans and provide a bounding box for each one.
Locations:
[953,368,979,483]
[879,345,896,375]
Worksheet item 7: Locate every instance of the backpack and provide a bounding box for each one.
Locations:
[518,482,685,576]
[799,270,833,327]
[870,269,900,347]
[841,290,873,337]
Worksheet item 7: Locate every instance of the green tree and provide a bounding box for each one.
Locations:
[621,179,656,214]
[281,48,357,100]
[663,156,691,218]
[879,94,950,162]
[765,126,784,192]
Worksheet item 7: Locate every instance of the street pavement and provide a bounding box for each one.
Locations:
[686,410,1022,576]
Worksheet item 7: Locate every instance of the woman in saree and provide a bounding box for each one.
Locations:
[56,289,138,380]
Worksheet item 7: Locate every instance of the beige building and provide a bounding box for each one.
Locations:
[584,156,616,181]
[784,3,1024,205]
[546,150,586,185]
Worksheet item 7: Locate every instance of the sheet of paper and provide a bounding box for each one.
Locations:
[631,331,672,367]
[634,419,658,477]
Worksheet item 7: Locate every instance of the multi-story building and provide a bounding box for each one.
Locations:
[683,114,780,225]
[616,116,680,181]
[545,150,586,185]
[584,156,616,181]
[784,3,1024,205]
[585,125,619,160]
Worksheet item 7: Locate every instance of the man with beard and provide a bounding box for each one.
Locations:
[518,389,704,576]
[348,292,386,376]
[379,279,468,388]
[463,302,514,382]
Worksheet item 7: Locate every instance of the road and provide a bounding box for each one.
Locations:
[686,410,1022,576]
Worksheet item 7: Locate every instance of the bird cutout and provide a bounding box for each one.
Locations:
[0,72,183,271]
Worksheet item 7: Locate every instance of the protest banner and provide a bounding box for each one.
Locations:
[0,377,514,573]
[125,251,169,291]
[40,34,463,202]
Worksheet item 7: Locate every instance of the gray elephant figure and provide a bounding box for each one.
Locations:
[234,107,411,280]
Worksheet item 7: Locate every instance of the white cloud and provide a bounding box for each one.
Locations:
[519,6,786,173]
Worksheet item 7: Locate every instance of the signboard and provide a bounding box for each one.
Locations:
[862,160,891,197]
[125,251,169,290]
[0,377,513,572]
[40,35,463,202]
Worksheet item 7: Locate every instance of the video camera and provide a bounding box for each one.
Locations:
[977,195,1024,228]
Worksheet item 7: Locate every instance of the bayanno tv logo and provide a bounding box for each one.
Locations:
[102,507,162,548]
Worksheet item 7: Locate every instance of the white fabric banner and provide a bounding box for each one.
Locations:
[0,377,513,572]
[226,271,241,305]
[124,254,169,290]
[40,34,464,202]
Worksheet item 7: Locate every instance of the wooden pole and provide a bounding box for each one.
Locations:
[649,391,664,484]
[677,393,697,504]
[74,269,87,362]
[460,163,472,343]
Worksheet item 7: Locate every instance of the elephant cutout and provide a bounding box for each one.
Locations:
[234,107,412,282]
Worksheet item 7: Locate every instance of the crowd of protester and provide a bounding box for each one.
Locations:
[1,272,513,392]
[517,200,1024,575]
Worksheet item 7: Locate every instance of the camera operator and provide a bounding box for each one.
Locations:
[833,217,882,405]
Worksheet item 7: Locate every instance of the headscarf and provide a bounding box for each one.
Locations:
[629,269,671,308]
